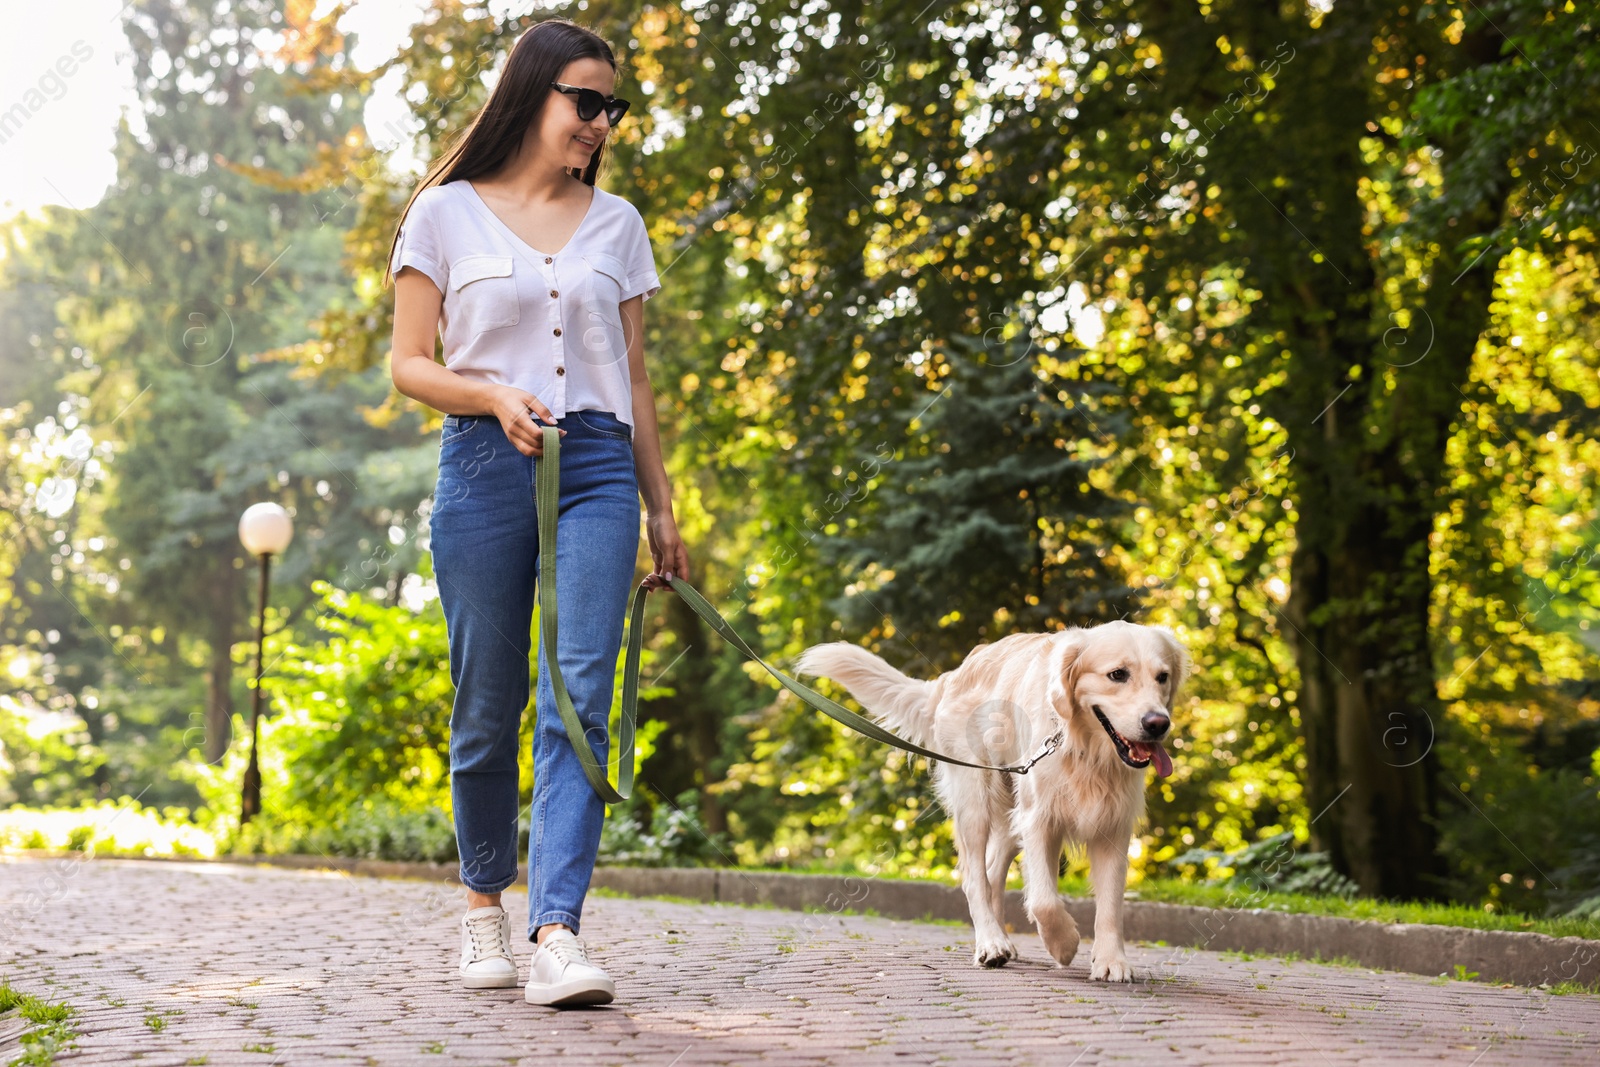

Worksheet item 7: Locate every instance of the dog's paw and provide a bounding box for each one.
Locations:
[1089,952,1134,982]
[1034,915,1080,967]
[972,934,1018,968]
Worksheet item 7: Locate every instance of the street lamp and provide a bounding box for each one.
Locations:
[237,502,293,826]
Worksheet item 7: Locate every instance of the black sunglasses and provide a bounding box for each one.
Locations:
[549,82,631,125]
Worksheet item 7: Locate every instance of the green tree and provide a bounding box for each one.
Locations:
[819,334,1135,664]
[1016,0,1600,896]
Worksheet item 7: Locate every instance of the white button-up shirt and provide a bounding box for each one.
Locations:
[390,179,661,430]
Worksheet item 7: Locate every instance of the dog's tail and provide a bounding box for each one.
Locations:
[793,642,937,747]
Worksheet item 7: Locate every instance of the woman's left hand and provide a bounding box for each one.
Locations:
[643,511,690,593]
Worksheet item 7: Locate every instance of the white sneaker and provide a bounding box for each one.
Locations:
[459,905,518,988]
[524,928,615,1007]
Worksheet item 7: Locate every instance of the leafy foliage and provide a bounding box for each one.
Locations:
[819,334,1136,661]
[598,787,732,867]
[1173,830,1360,900]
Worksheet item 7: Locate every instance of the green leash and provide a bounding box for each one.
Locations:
[534,424,1066,804]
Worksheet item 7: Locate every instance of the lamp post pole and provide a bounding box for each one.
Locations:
[240,549,271,824]
[237,502,293,828]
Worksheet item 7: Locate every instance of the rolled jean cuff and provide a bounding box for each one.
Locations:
[460,868,518,895]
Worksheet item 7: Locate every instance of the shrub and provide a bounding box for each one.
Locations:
[599,788,730,867]
[1172,830,1359,898]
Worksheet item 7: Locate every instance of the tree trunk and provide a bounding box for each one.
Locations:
[1286,166,1509,897]
[1286,482,1445,896]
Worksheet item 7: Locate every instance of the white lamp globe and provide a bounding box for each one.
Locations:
[239,502,294,557]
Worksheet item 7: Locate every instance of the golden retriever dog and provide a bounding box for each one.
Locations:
[795,621,1190,981]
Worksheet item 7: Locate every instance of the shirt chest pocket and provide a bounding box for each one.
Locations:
[582,252,627,315]
[448,254,520,336]
[577,252,628,366]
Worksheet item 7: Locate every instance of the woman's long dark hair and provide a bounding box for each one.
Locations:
[384,18,619,287]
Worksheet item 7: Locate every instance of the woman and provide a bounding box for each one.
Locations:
[386,18,689,1008]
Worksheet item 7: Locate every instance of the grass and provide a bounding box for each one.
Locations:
[0,981,77,1066]
[1111,876,1600,941]
[727,861,1600,942]
[1546,979,1600,996]
[143,1008,181,1034]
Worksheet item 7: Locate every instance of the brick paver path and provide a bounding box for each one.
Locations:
[1,857,1596,1066]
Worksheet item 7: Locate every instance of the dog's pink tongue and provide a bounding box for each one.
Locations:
[1151,743,1173,777]
[1130,741,1175,777]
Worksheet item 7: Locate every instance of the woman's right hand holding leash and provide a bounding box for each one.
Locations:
[489,385,566,457]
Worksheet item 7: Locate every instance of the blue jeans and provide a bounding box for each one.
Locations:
[430,407,640,940]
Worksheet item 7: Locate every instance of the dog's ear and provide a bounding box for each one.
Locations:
[1046,629,1086,715]
[1150,625,1193,705]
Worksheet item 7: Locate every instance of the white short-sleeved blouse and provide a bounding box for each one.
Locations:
[390,179,661,430]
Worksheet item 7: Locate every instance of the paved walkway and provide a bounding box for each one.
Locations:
[1,856,1595,1066]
